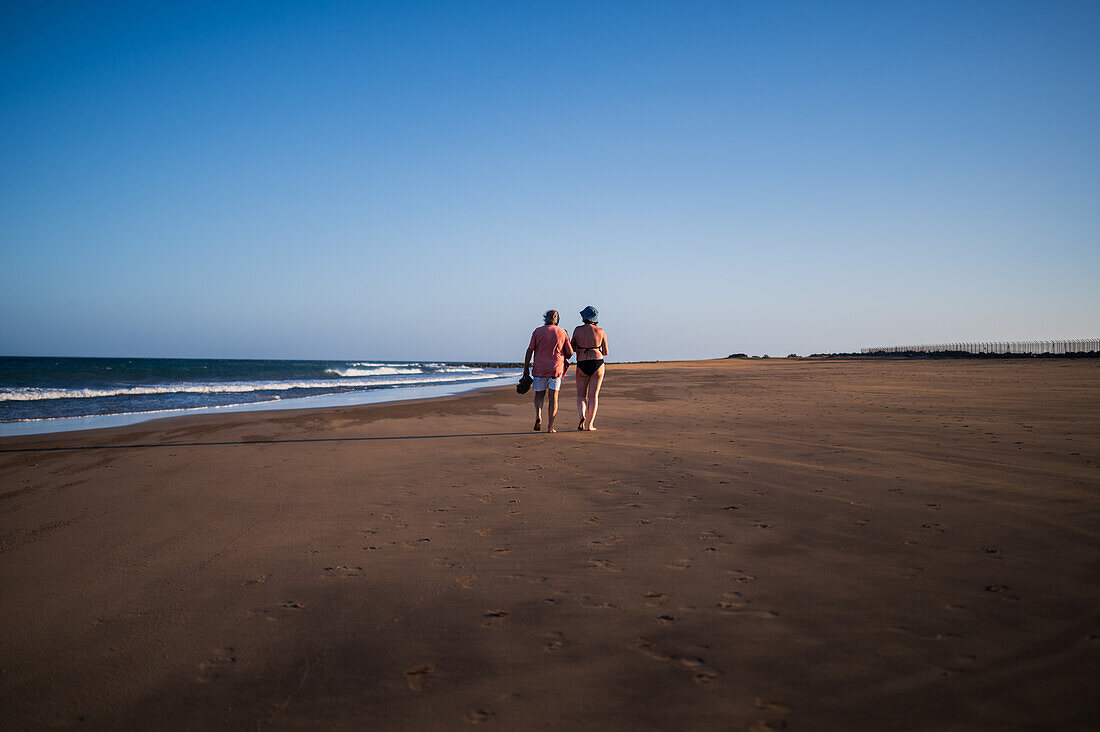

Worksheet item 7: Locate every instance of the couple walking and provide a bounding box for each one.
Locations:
[523,306,608,433]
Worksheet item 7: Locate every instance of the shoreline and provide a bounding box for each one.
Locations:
[0,374,518,439]
[2,359,1097,729]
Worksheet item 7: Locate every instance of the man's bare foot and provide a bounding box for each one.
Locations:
[578,418,585,431]
[534,418,541,431]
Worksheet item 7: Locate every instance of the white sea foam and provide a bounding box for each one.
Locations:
[0,372,512,402]
[324,367,424,377]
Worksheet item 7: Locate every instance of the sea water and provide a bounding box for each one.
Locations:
[0,357,519,436]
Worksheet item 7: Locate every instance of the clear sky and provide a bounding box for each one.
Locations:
[2,1,1097,361]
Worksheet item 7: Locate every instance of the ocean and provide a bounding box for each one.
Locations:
[0,357,519,434]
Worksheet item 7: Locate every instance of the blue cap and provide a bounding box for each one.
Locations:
[580,305,599,323]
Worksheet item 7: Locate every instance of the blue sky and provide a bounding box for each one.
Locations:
[2,1,1097,361]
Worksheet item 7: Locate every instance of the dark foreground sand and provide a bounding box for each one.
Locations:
[1,359,1098,730]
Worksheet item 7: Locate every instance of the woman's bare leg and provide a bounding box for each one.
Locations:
[584,365,605,431]
[575,371,590,428]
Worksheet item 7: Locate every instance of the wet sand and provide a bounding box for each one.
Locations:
[1,359,1098,730]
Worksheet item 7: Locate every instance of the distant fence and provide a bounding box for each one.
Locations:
[861,339,1099,355]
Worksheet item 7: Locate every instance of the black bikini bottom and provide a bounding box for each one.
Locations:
[577,359,604,376]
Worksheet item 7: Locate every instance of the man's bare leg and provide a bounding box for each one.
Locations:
[584,367,605,431]
[546,388,559,433]
[533,390,545,431]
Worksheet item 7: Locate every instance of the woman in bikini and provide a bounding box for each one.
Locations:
[570,305,608,432]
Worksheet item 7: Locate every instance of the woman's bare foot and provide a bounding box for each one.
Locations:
[585,425,598,431]
[547,428,557,433]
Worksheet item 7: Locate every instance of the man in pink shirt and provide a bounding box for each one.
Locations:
[523,310,574,433]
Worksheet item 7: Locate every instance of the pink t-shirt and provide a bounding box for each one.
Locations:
[527,325,573,378]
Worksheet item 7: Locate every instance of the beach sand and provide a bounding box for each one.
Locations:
[1,359,1098,730]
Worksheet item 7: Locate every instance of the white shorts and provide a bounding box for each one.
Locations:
[532,375,563,391]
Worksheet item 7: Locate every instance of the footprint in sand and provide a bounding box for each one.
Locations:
[242,574,271,586]
[589,536,624,547]
[584,517,601,525]
[197,647,237,681]
[590,558,622,572]
[631,639,722,685]
[657,614,678,624]
[491,546,512,557]
[751,698,792,730]
[644,591,669,606]
[717,592,749,611]
[466,708,495,723]
[475,528,492,537]
[324,565,362,577]
[281,600,305,609]
[544,631,567,652]
[631,638,672,662]
[482,610,509,626]
[692,667,722,685]
[405,664,435,691]
[666,559,692,570]
[242,608,274,620]
[457,575,478,589]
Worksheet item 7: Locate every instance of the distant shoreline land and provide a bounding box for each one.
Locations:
[730,338,1100,359]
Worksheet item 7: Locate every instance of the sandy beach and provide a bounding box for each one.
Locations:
[1,358,1097,730]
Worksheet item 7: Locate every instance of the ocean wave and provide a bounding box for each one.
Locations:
[0,372,512,402]
[324,367,424,377]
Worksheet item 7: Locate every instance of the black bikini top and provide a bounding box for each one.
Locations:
[573,329,604,355]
